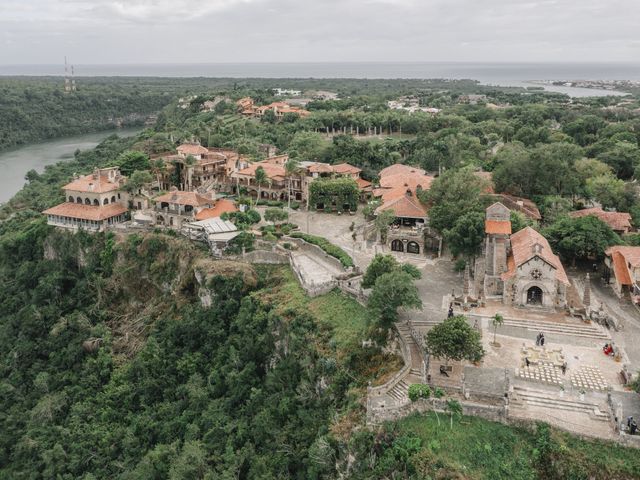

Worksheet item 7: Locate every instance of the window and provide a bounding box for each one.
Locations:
[103,198,109,205]
[112,196,117,203]
[68,196,74,203]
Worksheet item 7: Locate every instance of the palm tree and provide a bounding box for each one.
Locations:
[151,158,166,190]
[254,166,268,207]
[284,158,300,210]
[492,313,504,346]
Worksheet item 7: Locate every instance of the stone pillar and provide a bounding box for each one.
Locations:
[463,263,471,301]
[584,273,591,314]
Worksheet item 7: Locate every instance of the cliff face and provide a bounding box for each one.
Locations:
[43,229,257,358]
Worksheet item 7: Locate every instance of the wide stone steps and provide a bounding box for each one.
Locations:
[387,380,409,401]
[511,387,610,422]
[501,317,609,340]
[409,368,422,377]
[410,319,442,328]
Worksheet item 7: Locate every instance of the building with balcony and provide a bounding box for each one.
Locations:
[153,189,215,229]
[43,167,128,232]
[373,163,439,256]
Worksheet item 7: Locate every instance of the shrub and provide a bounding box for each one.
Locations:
[408,384,431,402]
[289,232,354,268]
[454,258,466,272]
[290,201,301,210]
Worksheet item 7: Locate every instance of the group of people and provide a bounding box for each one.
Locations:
[603,343,616,356]
[535,332,545,347]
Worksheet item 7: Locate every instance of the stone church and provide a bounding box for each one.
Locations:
[483,202,568,309]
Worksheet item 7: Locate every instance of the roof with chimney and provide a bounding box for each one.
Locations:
[154,190,213,207]
[63,168,123,194]
[177,143,209,156]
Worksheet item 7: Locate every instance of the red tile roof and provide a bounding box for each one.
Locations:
[63,173,121,194]
[379,163,426,178]
[43,202,127,221]
[375,194,428,218]
[606,246,640,287]
[502,226,569,285]
[332,163,361,174]
[236,162,286,181]
[611,250,633,286]
[177,143,209,156]
[569,207,632,232]
[307,163,334,173]
[485,220,512,235]
[195,199,238,221]
[356,178,372,191]
[154,191,213,207]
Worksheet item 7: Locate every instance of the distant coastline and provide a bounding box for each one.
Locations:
[2,61,639,97]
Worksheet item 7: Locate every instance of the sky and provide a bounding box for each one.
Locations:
[1,0,639,65]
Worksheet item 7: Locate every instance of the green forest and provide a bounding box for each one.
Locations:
[2,77,640,478]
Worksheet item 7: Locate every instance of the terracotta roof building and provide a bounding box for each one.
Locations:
[373,163,439,256]
[43,167,129,232]
[153,189,215,229]
[569,207,633,234]
[195,198,238,221]
[232,157,368,205]
[605,246,640,299]
[483,202,568,309]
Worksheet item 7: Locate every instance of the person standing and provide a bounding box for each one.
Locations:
[540,333,545,347]
[535,332,541,346]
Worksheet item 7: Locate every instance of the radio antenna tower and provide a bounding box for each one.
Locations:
[64,57,77,92]
[71,64,77,91]
[64,56,71,92]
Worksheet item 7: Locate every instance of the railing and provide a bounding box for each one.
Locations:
[388,226,424,238]
[368,323,413,410]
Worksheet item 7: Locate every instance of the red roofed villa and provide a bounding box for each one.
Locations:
[43,167,129,232]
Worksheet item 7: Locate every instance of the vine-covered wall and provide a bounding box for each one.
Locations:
[309,177,359,212]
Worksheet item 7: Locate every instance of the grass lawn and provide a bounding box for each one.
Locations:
[388,411,640,480]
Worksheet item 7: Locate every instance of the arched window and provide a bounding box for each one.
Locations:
[68,196,74,203]
[85,198,91,205]
[391,240,404,252]
[76,197,82,203]
[103,198,109,205]
[111,195,116,203]
[407,241,420,254]
[93,199,99,206]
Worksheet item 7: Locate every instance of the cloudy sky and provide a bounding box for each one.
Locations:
[1,0,639,65]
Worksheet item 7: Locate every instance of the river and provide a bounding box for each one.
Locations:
[0,127,142,203]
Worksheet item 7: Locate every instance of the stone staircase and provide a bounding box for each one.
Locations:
[510,385,612,437]
[410,318,442,328]
[368,322,425,412]
[501,317,610,340]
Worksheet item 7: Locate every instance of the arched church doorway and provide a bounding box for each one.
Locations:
[526,286,543,305]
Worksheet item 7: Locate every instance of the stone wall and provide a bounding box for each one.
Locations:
[367,397,508,425]
[284,236,350,273]
[243,249,289,264]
